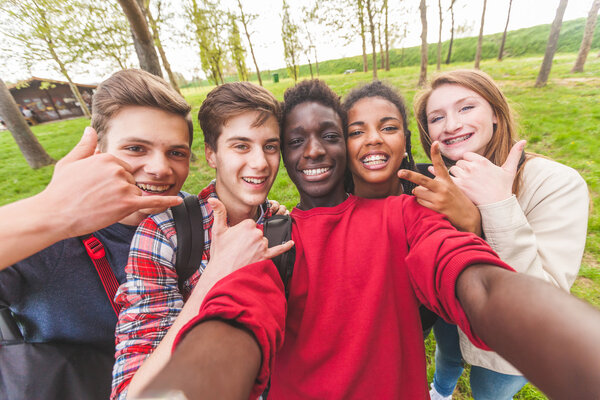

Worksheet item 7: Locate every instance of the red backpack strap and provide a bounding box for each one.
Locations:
[81,235,121,317]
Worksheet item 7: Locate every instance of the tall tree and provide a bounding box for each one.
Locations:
[0,0,91,118]
[302,2,320,76]
[281,0,301,82]
[187,0,226,86]
[143,0,181,93]
[418,0,428,86]
[535,0,569,87]
[498,0,513,60]
[236,0,263,86]
[0,78,54,169]
[474,0,488,69]
[365,0,378,79]
[228,13,249,81]
[359,0,368,72]
[571,0,600,72]
[384,0,390,71]
[437,0,443,70]
[445,0,456,64]
[118,0,163,77]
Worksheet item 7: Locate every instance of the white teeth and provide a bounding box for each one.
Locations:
[302,167,330,176]
[362,154,388,165]
[243,177,266,184]
[444,134,472,145]
[137,183,169,193]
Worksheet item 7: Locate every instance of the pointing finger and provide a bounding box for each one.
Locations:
[430,142,451,181]
[265,240,295,260]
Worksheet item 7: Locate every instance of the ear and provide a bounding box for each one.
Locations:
[492,112,498,124]
[205,144,217,169]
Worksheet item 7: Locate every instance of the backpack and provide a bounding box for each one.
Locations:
[0,235,120,400]
[171,195,295,297]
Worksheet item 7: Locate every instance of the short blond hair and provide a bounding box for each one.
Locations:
[92,69,193,150]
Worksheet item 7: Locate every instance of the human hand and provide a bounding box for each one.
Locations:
[398,142,482,235]
[202,198,294,284]
[450,140,526,206]
[269,199,290,216]
[41,127,182,237]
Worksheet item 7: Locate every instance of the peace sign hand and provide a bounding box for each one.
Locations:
[398,142,482,235]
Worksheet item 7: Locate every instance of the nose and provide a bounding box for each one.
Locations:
[144,152,172,177]
[365,127,383,146]
[248,147,269,171]
[303,136,326,159]
[445,112,463,133]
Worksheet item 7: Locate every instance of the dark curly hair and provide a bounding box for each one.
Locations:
[281,79,347,140]
[341,81,416,195]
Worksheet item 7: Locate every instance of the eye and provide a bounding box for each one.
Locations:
[460,105,474,112]
[264,143,280,152]
[323,132,341,141]
[382,126,399,133]
[429,115,443,124]
[288,137,303,147]
[348,129,363,137]
[234,143,249,151]
[169,150,189,158]
[124,145,144,153]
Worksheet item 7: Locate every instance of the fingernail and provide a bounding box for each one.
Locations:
[83,126,92,137]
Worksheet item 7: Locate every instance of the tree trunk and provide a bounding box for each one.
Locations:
[314,47,320,76]
[308,59,314,78]
[535,0,569,87]
[359,0,368,72]
[571,0,600,72]
[384,0,389,70]
[378,23,384,70]
[0,78,55,169]
[144,1,182,93]
[474,0,488,69]
[498,0,513,60]
[437,0,442,70]
[237,0,262,86]
[446,1,455,64]
[366,0,377,79]
[418,0,428,87]
[118,0,163,77]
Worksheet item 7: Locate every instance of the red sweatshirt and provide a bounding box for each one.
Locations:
[175,195,513,399]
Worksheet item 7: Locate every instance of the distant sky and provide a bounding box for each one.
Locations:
[3,0,594,83]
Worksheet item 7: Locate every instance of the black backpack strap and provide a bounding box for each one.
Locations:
[263,215,295,298]
[0,304,23,343]
[172,195,205,293]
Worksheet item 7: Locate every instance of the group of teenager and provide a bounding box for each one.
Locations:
[0,67,596,400]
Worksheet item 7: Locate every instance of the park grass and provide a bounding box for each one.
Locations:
[1,52,598,399]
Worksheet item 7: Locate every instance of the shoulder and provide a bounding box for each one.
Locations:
[521,157,587,196]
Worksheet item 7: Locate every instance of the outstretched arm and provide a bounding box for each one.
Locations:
[0,127,182,269]
[458,264,600,399]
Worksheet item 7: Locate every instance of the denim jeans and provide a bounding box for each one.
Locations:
[431,319,528,399]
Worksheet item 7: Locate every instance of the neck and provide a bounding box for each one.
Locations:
[298,189,347,211]
[353,178,403,199]
[119,211,148,226]
[226,204,259,226]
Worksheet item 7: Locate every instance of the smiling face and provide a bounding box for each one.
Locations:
[102,105,191,225]
[205,111,280,224]
[346,96,406,198]
[282,102,347,210]
[425,83,497,161]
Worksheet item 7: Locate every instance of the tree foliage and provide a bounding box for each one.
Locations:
[281,0,301,83]
[228,13,249,82]
[187,0,227,85]
[0,0,92,117]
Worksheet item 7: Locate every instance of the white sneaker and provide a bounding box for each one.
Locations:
[429,383,452,400]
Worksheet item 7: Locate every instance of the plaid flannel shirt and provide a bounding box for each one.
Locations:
[111,181,272,399]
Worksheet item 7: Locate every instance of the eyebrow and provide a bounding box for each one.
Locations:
[118,137,189,149]
[427,96,480,116]
[348,116,401,127]
[225,136,280,143]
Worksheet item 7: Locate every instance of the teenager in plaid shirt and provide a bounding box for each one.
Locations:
[111,82,293,400]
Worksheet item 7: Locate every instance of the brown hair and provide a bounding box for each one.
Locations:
[414,69,528,194]
[198,81,282,150]
[92,69,193,150]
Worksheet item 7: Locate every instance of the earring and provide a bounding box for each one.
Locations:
[404,152,408,158]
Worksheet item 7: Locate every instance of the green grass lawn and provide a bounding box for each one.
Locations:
[2,52,598,399]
